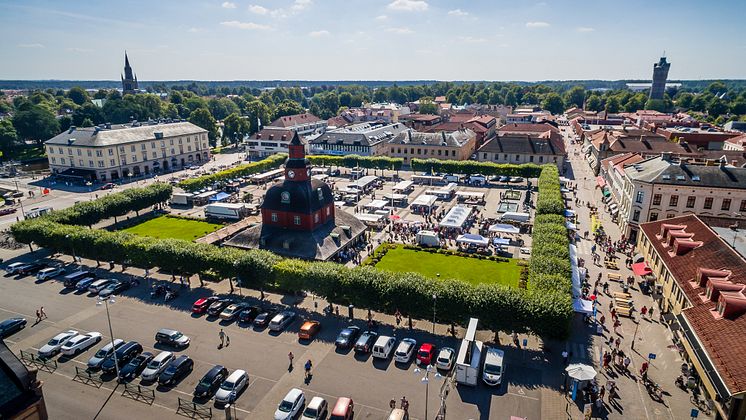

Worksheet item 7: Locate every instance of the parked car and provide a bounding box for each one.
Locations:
[335,326,360,349]
[0,207,17,216]
[36,266,64,281]
[100,183,116,190]
[0,317,27,338]
[372,336,396,359]
[60,332,103,356]
[215,369,249,404]
[298,320,321,340]
[194,365,229,399]
[394,338,417,363]
[87,339,125,370]
[207,299,234,317]
[253,310,277,328]
[4,262,28,275]
[268,311,296,332]
[498,175,510,182]
[301,396,328,420]
[219,303,249,321]
[101,341,143,374]
[17,262,47,275]
[98,280,131,298]
[38,330,79,358]
[88,279,115,294]
[416,343,436,366]
[510,176,524,183]
[274,388,305,420]
[63,270,94,288]
[435,347,456,371]
[329,397,354,420]
[141,351,175,382]
[154,328,190,349]
[482,347,505,386]
[354,331,378,353]
[191,296,220,314]
[118,351,153,382]
[237,306,261,323]
[158,354,194,386]
[74,277,97,292]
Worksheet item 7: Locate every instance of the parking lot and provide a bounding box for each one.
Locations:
[0,253,552,420]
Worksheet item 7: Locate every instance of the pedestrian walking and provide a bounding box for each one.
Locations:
[219,329,229,347]
[304,359,313,380]
[641,306,648,318]
[599,385,606,401]
[648,306,655,319]
[614,337,621,349]
[35,309,41,323]
[39,307,46,320]
[562,350,569,365]
[288,351,294,368]
[623,355,631,372]
[390,399,396,409]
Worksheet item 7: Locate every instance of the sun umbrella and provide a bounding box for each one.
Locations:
[565,363,597,381]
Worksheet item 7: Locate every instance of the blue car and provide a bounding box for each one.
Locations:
[75,277,97,292]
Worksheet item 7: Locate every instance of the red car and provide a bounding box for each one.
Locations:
[416,343,436,366]
[191,296,219,314]
[100,183,116,190]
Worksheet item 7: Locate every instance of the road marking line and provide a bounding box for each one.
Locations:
[507,390,539,401]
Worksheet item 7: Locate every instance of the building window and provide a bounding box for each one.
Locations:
[68,149,73,155]
[515,154,520,161]
[652,194,661,205]
[77,149,82,156]
[529,155,534,162]
[669,195,679,207]
[98,161,104,168]
[96,150,103,157]
[60,158,65,165]
[271,213,278,222]
[539,156,544,163]
[632,209,640,222]
[635,191,644,203]
[704,197,713,209]
[58,147,63,154]
[88,160,94,167]
[87,150,92,157]
[78,159,84,166]
[141,144,146,150]
[649,212,658,221]
[667,213,675,219]
[722,199,731,211]
[294,215,301,225]
[151,142,156,149]
[108,149,114,156]
[130,145,136,152]
[740,200,746,212]
[110,159,115,166]
[51,157,56,164]
[685,196,696,208]
[451,150,455,157]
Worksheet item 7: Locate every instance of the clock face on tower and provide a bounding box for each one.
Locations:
[287,170,295,179]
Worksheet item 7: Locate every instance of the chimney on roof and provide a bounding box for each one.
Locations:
[695,267,733,289]
[661,152,672,162]
[68,126,76,134]
[657,223,687,240]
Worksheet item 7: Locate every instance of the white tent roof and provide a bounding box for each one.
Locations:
[393,180,413,192]
[351,175,378,189]
[383,193,407,200]
[364,199,388,210]
[488,224,520,234]
[573,299,594,315]
[355,213,386,223]
[411,194,437,207]
[455,191,485,199]
[456,234,489,247]
[439,205,470,228]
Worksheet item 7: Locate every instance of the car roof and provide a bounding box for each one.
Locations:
[225,369,246,382]
[420,343,434,350]
[153,351,173,361]
[172,355,190,364]
[206,364,226,376]
[332,397,352,414]
[307,396,326,409]
[285,387,303,401]
[158,328,178,335]
[301,320,318,328]
[374,335,393,345]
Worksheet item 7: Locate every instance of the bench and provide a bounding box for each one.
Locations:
[605,261,619,270]
[613,292,632,299]
[615,298,633,306]
[616,307,633,317]
[608,273,622,282]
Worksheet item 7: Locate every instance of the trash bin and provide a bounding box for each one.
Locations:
[348,304,354,320]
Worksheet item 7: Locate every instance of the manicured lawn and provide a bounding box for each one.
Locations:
[373,245,522,287]
[122,216,223,241]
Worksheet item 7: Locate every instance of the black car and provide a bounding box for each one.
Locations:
[354,330,378,353]
[0,317,27,338]
[253,310,276,327]
[207,299,234,317]
[335,326,361,349]
[238,306,262,323]
[17,262,47,275]
[101,341,143,374]
[194,365,229,399]
[158,355,194,386]
[118,352,154,382]
[98,280,131,298]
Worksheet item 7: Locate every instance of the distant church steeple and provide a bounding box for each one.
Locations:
[121,52,139,94]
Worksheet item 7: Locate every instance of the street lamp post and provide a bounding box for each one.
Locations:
[414,364,442,420]
[432,294,437,334]
[97,297,121,379]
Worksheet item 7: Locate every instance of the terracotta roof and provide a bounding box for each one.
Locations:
[498,122,559,134]
[269,113,321,128]
[600,152,645,175]
[640,215,746,395]
[327,115,352,128]
[250,127,295,142]
[400,114,441,122]
[466,115,496,127]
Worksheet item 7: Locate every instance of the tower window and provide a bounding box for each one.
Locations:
[271,213,278,222]
[294,216,301,225]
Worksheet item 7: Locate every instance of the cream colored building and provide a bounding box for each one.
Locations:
[386,129,476,165]
[45,122,209,182]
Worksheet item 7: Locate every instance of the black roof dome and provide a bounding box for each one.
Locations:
[262,178,334,213]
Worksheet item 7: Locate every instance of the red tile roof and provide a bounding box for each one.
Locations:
[250,127,295,142]
[498,122,560,134]
[269,113,320,128]
[640,215,746,395]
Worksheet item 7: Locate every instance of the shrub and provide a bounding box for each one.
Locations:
[178,154,287,192]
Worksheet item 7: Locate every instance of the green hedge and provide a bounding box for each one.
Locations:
[178,154,287,192]
[410,158,543,178]
[536,165,565,215]
[307,154,403,171]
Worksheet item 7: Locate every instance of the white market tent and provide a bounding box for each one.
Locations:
[455,191,485,200]
[351,175,378,190]
[355,213,386,224]
[573,299,594,315]
[566,221,579,231]
[411,194,437,208]
[364,199,388,211]
[488,224,520,234]
[392,180,414,193]
[439,205,470,229]
[456,234,489,247]
[383,193,407,201]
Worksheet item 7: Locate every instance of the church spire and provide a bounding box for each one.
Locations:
[121,51,139,94]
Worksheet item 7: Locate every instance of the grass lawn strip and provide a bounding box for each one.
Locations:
[374,245,522,287]
[122,216,222,241]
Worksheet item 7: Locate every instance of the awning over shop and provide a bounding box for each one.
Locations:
[208,192,231,202]
[631,262,653,277]
[596,176,607,188]
[573,298,594,315]
[456,234,489,247]
[566,221,579,231]
[488,224,520,234]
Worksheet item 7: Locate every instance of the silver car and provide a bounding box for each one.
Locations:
[38,330,78,358]
[87,339,125,370]
[141,351,174,382]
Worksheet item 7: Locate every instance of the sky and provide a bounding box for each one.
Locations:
[1,0,745,81]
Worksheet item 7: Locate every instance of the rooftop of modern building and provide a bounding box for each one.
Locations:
[389,128,475,148]
[45,121,206,147]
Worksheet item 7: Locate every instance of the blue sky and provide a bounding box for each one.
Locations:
[1,0,744,81]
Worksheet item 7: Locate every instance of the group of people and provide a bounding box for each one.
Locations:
[389,396,409,413]
[34,306,47,323]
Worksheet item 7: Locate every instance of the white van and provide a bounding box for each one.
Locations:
[482,347,505,386]
[372,336,396,359]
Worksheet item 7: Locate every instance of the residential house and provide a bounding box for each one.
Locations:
[309,122,408,156]
[267,113,327,136]
[476,131,566,168]
[246,128,298,158]
[386,129,476,165]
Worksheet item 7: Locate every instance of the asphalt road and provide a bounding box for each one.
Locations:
[0,260,542,420]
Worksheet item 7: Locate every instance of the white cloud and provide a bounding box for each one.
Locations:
[576,26,595,32]
[221,1,237,9]
[309,30,330,37]
[17,43,44,48]
[385,27,414,34]
[375,15,388,21]
[457,36,486,43]
[248,4,268,14]
[387,0,428,12]
[290,0,312,12]
[525,21,550,28]
[220,20,271,30]
[448,9,468,17]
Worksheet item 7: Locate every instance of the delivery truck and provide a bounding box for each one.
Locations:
[204,203,247,220]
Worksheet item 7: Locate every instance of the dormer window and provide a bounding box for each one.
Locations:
[717,299,725,316]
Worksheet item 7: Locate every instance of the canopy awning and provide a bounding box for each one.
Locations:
[488,224,520,234]
[566,221,578,231]
[456,234,489,247]
[411,194,437,208]
[564,209,576,217]
[440,205,470,228]
[573,298,594,315]
[632,262,653,277]
[208,192,231,202]
[492,238,510,246]
[596,176,607,188]
[566,363,597,381]
[364,199,388,210]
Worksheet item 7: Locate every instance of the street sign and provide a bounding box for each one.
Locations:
[648,353,657,360]
[690,408,699,418]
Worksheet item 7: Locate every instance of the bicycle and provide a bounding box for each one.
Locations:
[690,393,712,415]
